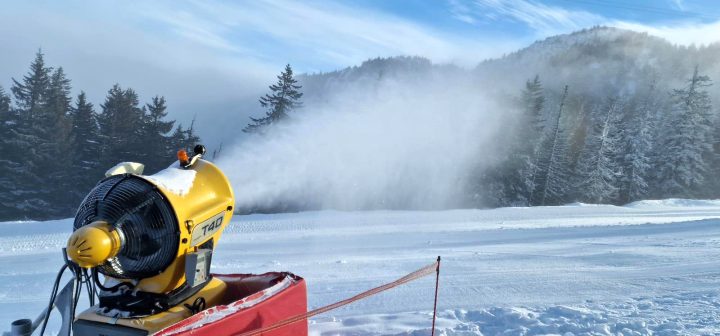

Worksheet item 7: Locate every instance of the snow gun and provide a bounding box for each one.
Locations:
[4,145,309,336]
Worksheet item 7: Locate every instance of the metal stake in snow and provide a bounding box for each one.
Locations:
[431,256,441,336]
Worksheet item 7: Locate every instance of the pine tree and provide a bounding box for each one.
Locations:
[0,87,11,140]
[474,164,508,207]
[211,142,224,161]
[657,66,714,197]
[0,86,18,219]
[98,84,146,168]
[243,64,303,133]
[619,84,658,202]
[70,92,102,193]
[566,98,591,170]
[523,75,546,135]
[47,68,73,135]
[141,96,176,172]
[171,117,201,155]
[522,76,546,203]
[9,51,54,218]
[171,125,187,153]
[575,97,623,204]
[11,51,51,119]
[0,87,10,127]
[534,86,572,205]
[183,117,201,151]
[710,99,720,193]
[498,76,546,205]
[44,67,76,216]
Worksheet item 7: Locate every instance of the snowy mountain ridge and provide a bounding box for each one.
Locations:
[301,26,720,96]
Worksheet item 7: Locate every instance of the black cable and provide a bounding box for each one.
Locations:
[69,271,82,336]
[83,268,98,305]
[91,273,99,305]
[82,269,95,306]
[83,271,91,305]
[57,249,85,336]
[92,268,135,292]
[39,263,69,336]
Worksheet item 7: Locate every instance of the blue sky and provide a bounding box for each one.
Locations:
[3,0,719,75]
[0,0,719,145]
[127,0,719,72]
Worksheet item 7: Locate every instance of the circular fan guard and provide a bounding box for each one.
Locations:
[74,175,180,279]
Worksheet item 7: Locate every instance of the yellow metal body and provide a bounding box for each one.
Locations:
[132,158,235,294]
[67,221,122,268]
[76,277,227,335]
[69,158,236,333]
[67,159,234,294]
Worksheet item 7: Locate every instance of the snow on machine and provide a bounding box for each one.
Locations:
[4,145,308,336]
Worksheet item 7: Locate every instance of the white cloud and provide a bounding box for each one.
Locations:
[144,9,244,54]
[612,19,720,46]
[142,0,520,68]
[447,0,720,47]
[448,0,479,24]
[671,0,686,11]
[450,0,605,35]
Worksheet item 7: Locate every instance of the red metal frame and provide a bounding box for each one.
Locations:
[155,272,308,336]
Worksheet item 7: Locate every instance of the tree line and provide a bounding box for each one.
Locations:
[0,51,200,220]
[2,49,715,219]
[478,66,718,207]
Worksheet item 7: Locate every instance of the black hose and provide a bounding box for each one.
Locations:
[39,263,69,336]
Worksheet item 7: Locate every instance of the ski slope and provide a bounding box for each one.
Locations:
[2,200,720,335]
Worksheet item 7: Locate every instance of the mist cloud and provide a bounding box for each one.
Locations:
[219,73,505,211]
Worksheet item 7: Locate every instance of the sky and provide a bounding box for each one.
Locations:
[0,0,719,148]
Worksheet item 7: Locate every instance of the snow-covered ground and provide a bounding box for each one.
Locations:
[2,200,720,335]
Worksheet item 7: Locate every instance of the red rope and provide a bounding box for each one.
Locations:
[431,256,441,336]
[232,259,440,336]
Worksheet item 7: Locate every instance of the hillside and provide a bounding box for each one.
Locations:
[475,26,720,98]
[299,27,720,103]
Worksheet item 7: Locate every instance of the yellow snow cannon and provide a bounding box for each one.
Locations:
[65,145,235,335]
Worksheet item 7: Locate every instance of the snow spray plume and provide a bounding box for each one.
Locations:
[219,68,506,212]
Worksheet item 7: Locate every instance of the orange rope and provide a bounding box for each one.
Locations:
[233,260,440,336]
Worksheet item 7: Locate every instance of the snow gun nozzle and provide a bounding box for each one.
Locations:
[193,144,206,156]
[179,144,206,168]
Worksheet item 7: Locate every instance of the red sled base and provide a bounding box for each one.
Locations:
[155,272,308,336]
